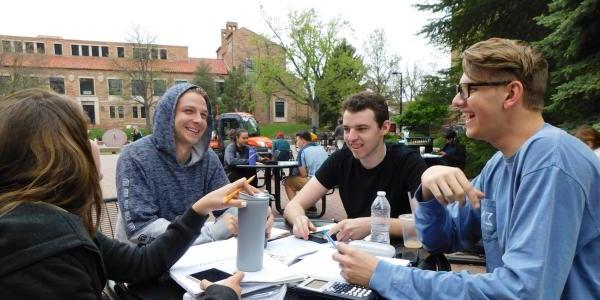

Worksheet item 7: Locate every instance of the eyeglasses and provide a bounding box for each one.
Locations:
[455,81,511,100]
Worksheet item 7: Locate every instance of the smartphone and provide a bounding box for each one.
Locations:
[187,268,232,282]
[308,231,337,244]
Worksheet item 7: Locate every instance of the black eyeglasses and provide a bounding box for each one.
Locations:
[455,81,511,100]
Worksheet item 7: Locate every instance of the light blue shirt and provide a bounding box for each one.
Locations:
[298,143,328,177]
[370,124,600,299]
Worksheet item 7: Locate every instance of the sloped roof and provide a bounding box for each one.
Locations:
[0,54,227,75]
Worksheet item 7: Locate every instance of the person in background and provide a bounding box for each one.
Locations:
[284,91,427,241]
[132,126,143,142]
[333,119,344,149]
[438,128,466,169]
[224,128,266,186]
[0,89,246,299]
[573,124,600,158]
[334,38,600,299]
[284,130,328,200]
[116,84,272,246]
[271,131,291,161]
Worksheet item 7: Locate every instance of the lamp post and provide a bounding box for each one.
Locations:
[392,71,403,115]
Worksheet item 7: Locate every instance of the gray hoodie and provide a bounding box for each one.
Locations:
[116,83,236,245]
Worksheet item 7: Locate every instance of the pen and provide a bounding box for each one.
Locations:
[223,175,255,204]
[323,231,337,248]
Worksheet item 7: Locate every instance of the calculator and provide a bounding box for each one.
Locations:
[294,277,381,299]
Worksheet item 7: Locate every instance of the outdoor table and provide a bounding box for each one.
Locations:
[113,217,460,300]
[236,161,299,214]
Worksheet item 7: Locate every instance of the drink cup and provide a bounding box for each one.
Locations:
[236,191,269,271]
[248,147,257,165]
[398,214,423,249]
[419,146,425,156]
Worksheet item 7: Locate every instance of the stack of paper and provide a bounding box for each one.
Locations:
[169,237,305,297]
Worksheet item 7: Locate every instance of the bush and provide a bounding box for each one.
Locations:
[88,128,105,141]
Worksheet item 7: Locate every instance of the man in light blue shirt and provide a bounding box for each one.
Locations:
[284,130,328,200]
[333,38,600,299]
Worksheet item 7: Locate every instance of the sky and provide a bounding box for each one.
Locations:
[1,0,449,73]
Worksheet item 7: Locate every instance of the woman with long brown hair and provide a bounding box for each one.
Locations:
[0,89,248,299]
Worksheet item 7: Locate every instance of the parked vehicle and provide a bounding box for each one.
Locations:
[209,112,272,161]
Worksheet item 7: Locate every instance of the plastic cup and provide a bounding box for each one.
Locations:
[398,214,422,249]
[236,191,269,271]
[248,147,257,165]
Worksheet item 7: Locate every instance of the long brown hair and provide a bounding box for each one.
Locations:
[0,89,103,236]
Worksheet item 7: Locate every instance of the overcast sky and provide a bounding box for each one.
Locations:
[2,0,449,73]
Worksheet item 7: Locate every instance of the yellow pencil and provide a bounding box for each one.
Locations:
[223,175,255,204]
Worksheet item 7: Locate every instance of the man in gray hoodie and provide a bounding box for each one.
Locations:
[116,83,271,245]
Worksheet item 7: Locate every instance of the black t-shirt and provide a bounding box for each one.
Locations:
[316,143,427,218]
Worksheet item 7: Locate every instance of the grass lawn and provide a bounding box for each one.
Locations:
[260,123,312,138]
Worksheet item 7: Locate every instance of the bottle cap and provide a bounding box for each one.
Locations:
[377,191,386,196]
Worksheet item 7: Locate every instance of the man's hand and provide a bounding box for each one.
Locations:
[329,218,371,241]
[421,166,484,209]
[200,271,244,299]
[332,243,378,287]
[265,207,274,238]
[221,214,239,236]
[291,215,317,240]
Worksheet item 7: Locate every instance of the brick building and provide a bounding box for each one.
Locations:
[0,22,309,130]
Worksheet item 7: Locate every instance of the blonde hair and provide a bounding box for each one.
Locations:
[462,38,548,111]
[0,89,103,236]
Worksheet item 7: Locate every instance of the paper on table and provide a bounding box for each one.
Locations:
[265,235,326,265]
[268,227,290,240]
[288,248,410,283]
[217,254,306,284]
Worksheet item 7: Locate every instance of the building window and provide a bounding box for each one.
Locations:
[2,40,11,52]
[14,41,23,53]
[133,47,149,59]
[49,77,65,94]
[81,102,96,124]
[71,44,79,56]
[101,46,109,57]
[109,106,125,119]
[132,106,147,118]
[54,43,62,55]
[91,45,99,57]
[108,79,122,96]
[117,47,124,58]
[160,49,167,60]
[151,48,158,60]
[131,80,145,96]
[81,45,90,56]
[153,79,166,96]
[175,80,188,85]
[36,43,45,54]
[25,42,34,53]
[275,100,285,118]
[79,78,95,95]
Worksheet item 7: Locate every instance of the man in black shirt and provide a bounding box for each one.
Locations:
[284,91,427,241]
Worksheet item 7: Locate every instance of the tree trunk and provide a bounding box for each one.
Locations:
[311,100,320,129]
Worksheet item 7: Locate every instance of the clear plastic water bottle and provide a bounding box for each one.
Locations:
[371,191,391,244]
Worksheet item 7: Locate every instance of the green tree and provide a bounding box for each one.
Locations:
[221,66,254,112]
[416,0,551,51]
[316,39,365,129]
[536,0,600,127]
[261,8,348,128]
[192,61,217,102]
